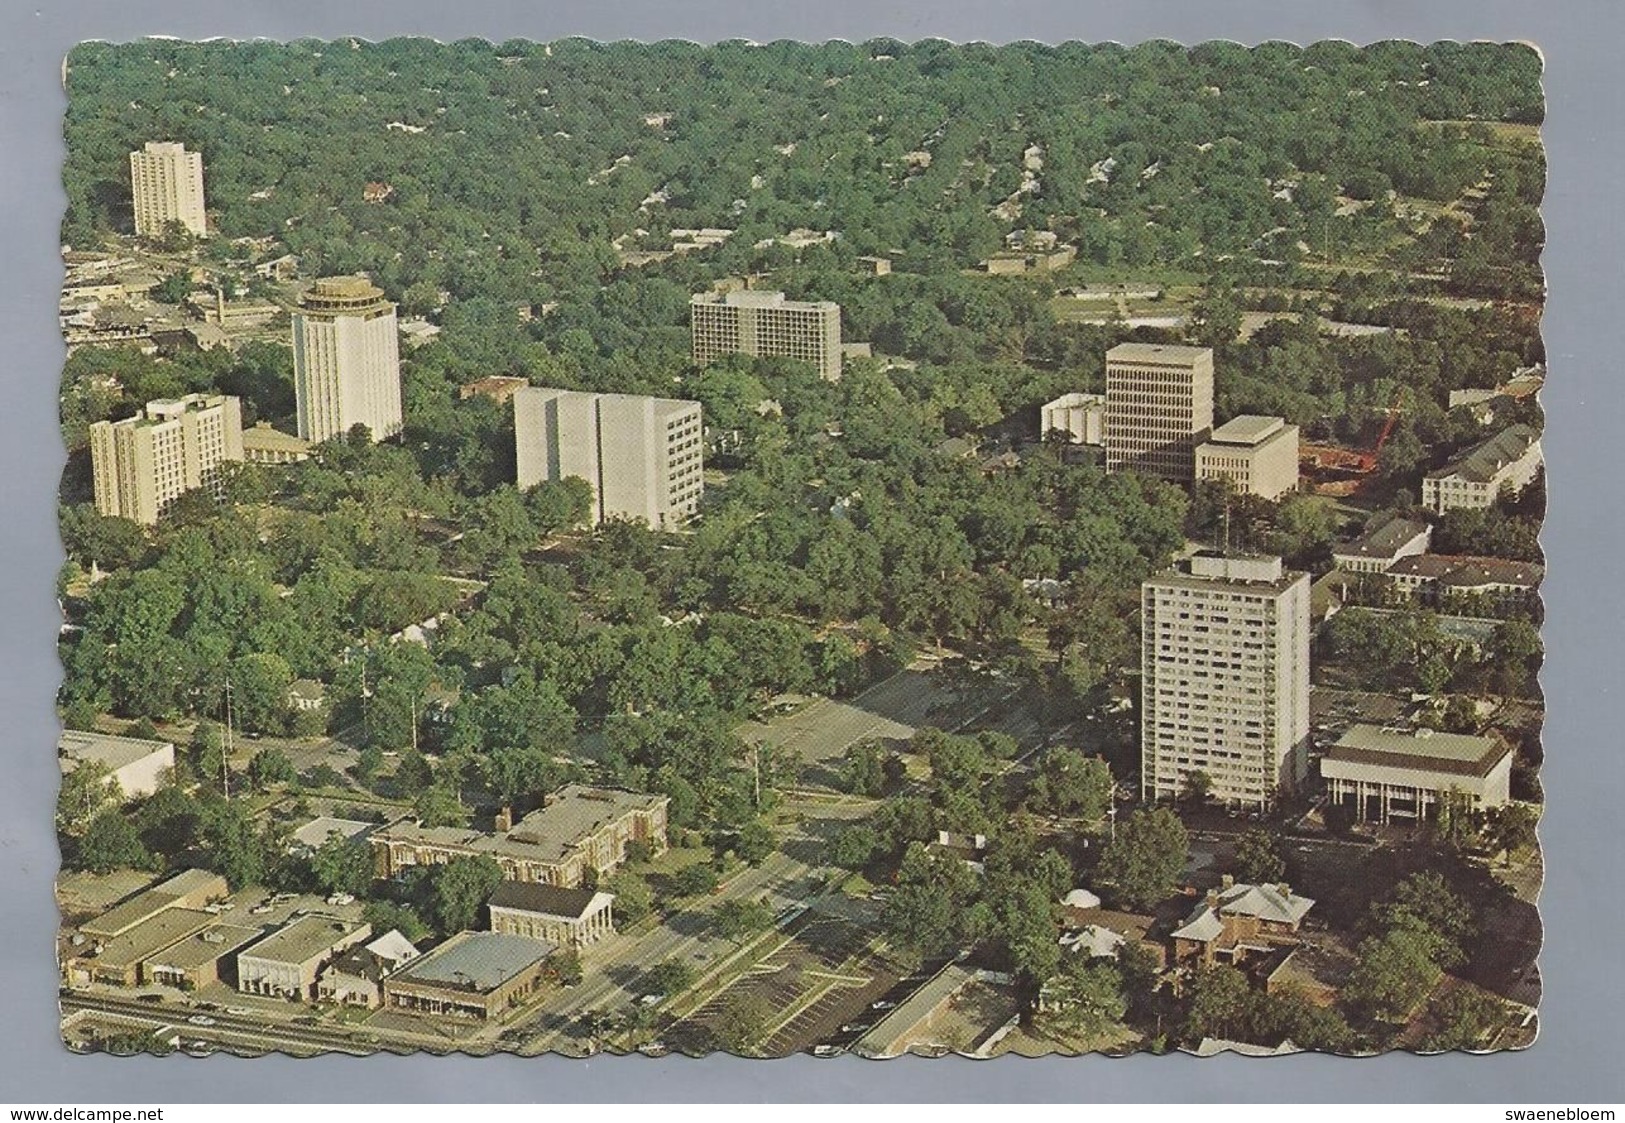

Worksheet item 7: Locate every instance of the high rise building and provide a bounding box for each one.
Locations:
[1140,552,1311,810]
[514,388,704,530]
[291,276,403,444]
[690,290,842,381]
[129,141,208,239]
[88,394,244,525]
[1104,342,1215,482]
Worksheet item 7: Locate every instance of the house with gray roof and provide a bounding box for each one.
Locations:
[1422,424,1542,512]
[1171,877,1315,968]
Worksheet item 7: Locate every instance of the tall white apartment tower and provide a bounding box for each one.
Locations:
[292,276,403,444]
[1140,552,1311,810]
[1104,342,1215,483]
[88,394,244,525]
[129,141,208,239]
[514,388,704,530]
[690,290,843,381]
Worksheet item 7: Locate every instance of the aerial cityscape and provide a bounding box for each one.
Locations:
[54,38,1545,1059]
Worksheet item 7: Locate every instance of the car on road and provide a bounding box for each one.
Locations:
[869,1000,896,1011]
[250,905,273,915]
[135,994,166,1004]
[225,1007,254,1016]
[325,893,355,906]
[637,1041,670,1057]
[184,1041,215,1057]
[186,1015,217,1027]
[638,993,665,1007]
[839,1023,870,1034]
[812,1044,845,1057]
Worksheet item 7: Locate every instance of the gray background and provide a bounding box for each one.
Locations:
[1,0,1619,1104]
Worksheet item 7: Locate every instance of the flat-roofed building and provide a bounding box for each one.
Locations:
[236,914,372,1001]
[459,375,530,405]
[690,290,842,381]
[64,908,216,988]
[77,869,229,942]
[292,276,402,444]
[142,923,263,991]
[1141,553,1311,809]
[374,785,668,888]
[1040,392,1106,446]
[241,421,311,465]
[514,388,703,530]
[1332,516,1433,575]
[129,141,207,238]
[1422,424,1543,513]
[1105,343,1215,483]
[1196,415,1299,500]
[382,931,555,1020]
[488,882,616,948]
[58,730,175,800]
[88,394,244,525]
[1321,724,1514,823]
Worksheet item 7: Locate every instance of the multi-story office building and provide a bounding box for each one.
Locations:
[1104,342,1215,482]
[88,393,244,525]
[514,388,703,529]
[690,290,842,381]
[1195,415,1300,500]
[1141,552,1311,810]
[292,276,403,444]
[1040,392,1106,446]
[1421,424,1543,513]
[129,141,208,239]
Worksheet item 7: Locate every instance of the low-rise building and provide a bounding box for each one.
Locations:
[381,931,555,1020]
[856,255,892,276]
[77,869,229,942]
[1381,555,1543,616]
[142,923,263,991]
[1170,878,1315,968]
[1196,415,1300,500]
[1040,392,1106,446]
[315,930,421,1008]
[241,421,312,465]
[487,882,616,948]
[64,907,218,988]
[1321,724,1514,824]
[236,914,372,1001]
[58,730,175,800]
[1422,424,1543,513]
[374,785,669,888]
[459,375,531,405]
[289,816,379,855]
[1331,516,1433,575]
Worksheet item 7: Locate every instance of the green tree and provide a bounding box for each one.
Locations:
[247,747,297,791]
[711,992,774,1056]
[712,897,774,943]
[645,959,696,996]
[1027,749,1113,818]
[413,782,467,829]
[1421,987,1509,1052]
[57,759,118,835]
[1096,808,1189,911]
[830,825,881,870]
[75,809,151,873]
[1345,926,1444,1023]
[735,819,775,865]
[230,653,295,734]
[1233,828,1286,884]
[1044,959,1128,1039]
[429,855,505,934]
[1184,964,1256,1042]
[606,871,654,924]
[361,900,429,943]
[309,833,375,897]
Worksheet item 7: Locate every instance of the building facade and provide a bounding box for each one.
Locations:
[514,388,703,529]
[1195,415,1300,500]
[1321,724,1514,823]
[1104,343,1215,482]
[1331,516,1433,575]
[88,393,244,525]
[1422,424,1543,513]
[1141,553,1312,809]
[374,785,669,888]
[690,290,842,381]
[292,276,403,444]
[381,931,555,1020]
[236,915,372,1002]
[129,141,207,239]
[1040,392,1106,446]
[487,883,616,949]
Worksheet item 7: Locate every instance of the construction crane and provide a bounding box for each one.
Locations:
[1358,389,1407,473]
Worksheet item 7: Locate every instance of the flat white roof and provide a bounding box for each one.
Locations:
[1207,415,1286,445]
[58,730,173,773]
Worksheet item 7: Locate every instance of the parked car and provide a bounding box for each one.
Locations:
[813,1044,844,1057]
[186,1015,217,1027]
